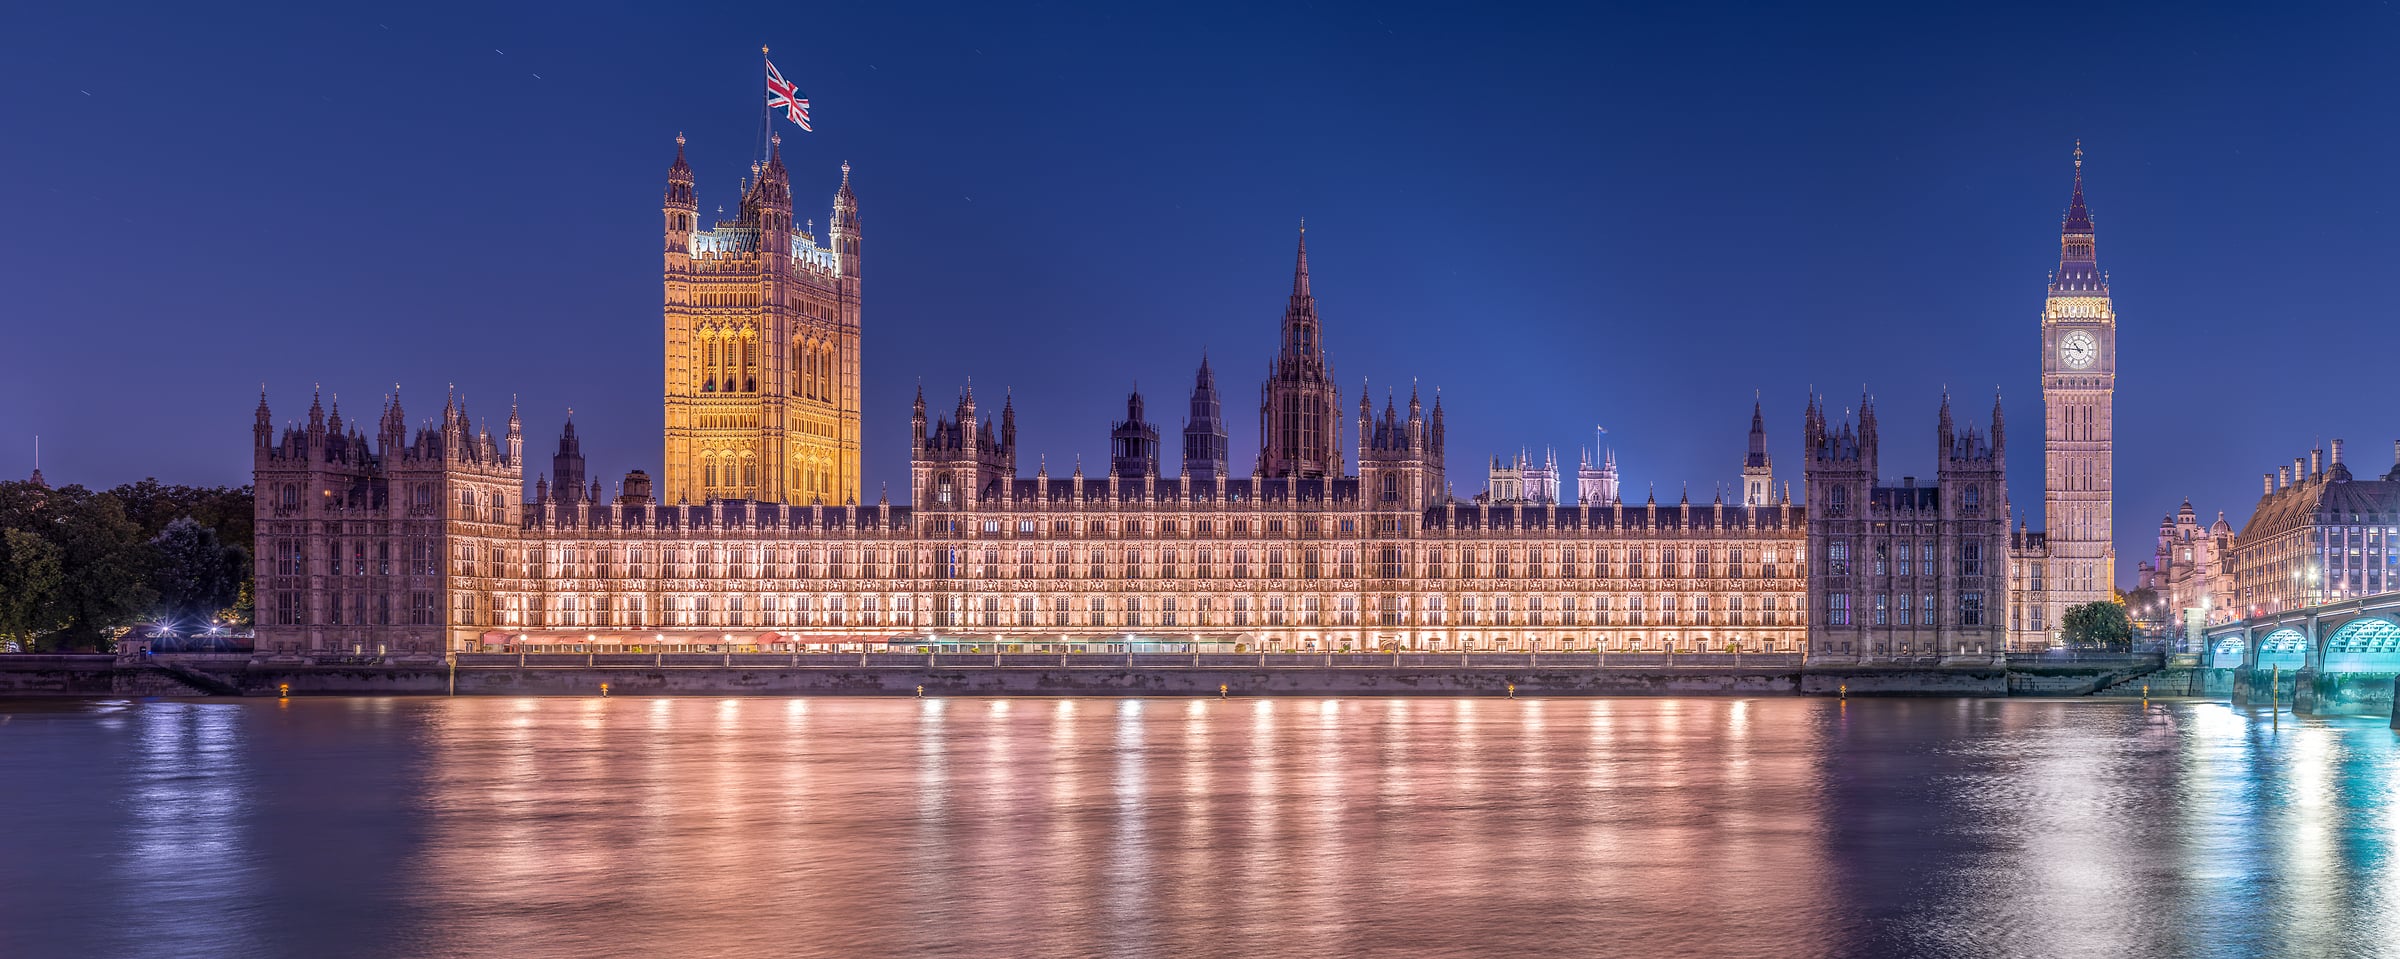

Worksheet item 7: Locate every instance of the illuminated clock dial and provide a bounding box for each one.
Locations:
[2059,330,2097,370]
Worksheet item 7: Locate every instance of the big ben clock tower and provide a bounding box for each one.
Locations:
[2039,142,2116,633]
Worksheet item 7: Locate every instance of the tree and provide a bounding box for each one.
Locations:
[45,486,157,649]
[150,517,247,627]
[2062,601,2134,652]
[0,528,68,650]
[110,479,254,551]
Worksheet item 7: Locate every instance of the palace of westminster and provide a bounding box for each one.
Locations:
[248,135,2144,663]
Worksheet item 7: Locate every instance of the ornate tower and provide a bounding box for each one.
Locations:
[2040,142,2117,620]
[661,136,861,506]
[1258,225,1342,478]
[1577,428,1620,508]
[1110,390,1160,479]
[551,413,586,506]
[1181,355,1229,482]
[1743,398,1773,507]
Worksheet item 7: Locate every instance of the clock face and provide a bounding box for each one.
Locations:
[2059,330,2098,370]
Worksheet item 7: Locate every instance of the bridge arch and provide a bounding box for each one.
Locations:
[2257,628,2309,670]
[2323,617,2400,672]
[2209,636,2247,669]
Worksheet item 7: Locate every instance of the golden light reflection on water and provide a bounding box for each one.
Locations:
[0,698,2395,959]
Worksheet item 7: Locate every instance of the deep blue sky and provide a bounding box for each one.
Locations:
[6,2,2398,585]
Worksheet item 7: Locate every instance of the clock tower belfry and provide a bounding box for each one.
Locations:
[2038,142,2117,630]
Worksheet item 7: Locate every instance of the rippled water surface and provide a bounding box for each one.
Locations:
[1,696,2395,959]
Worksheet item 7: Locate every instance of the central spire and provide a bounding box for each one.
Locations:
[2063,140,2092,237]
[1292,219,1311,298]
[1258,223,1341,479]
[2051,141,2104,295]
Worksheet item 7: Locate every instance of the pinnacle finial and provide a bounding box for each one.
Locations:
[676,131,686,147]
[771,132,781,149]
[2074,138,2083,170]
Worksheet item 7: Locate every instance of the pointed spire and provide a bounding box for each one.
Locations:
[664,133,697,210]
[1291,220,1311,298]
[2063,139,2092,236]
[1745,396,1770,467]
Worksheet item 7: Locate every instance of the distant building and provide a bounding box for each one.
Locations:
[1576,434,1622,508]
[1482,449,1558,505]
[2229,440,2400,618]
[2139,499,2236,650]
[1804,393,2009,665]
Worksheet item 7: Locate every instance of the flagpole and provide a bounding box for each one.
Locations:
[757,44,773,167]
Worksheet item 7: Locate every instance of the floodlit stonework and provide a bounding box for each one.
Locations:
[2008,144,2119,650]
[251,223,1804,659]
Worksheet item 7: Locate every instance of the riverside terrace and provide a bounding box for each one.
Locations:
[7,645,2199,700]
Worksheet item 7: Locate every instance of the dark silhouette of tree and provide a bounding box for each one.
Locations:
[149,517,247,628]
[2062,601,2134,652]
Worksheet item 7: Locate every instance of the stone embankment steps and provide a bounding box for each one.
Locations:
[150,661,242,696]
[2091,664,2186,697]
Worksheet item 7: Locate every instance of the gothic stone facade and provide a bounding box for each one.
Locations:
[1804,393,2009,665]
[250,390,524,659]
[2008,145,2119,650]
[252,228,1806,658]
[660,136,863,508]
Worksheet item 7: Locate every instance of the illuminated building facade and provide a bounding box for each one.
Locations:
[660,136,863,508]
[2139,499,2236,647]
[2229,440,2400,617]
[252,233,1806,658]
[1803,393,2010,665]
[2008,144,2119,650]
[249,389,525,659]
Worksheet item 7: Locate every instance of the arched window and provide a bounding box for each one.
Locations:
[1962,485,1981,511]
[280,484,299,509]
[704,457,719,490]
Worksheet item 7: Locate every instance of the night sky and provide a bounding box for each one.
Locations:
[7,2,2399,586]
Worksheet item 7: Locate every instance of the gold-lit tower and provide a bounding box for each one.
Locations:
[661,134,861,505]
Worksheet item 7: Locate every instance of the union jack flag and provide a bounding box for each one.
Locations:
[765,59,811,132]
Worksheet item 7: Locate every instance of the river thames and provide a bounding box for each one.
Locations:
[1,696,2392,959]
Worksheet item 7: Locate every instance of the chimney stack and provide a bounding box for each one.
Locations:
[2311,449,2324,476]
[2279,465,2292,489]
[2263,472,2275,496]
[2331,439,2345,468]
[2295,457,2308,483]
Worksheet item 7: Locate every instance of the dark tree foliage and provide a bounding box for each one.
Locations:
[2062,601,2135,652]
[150,518,248,627]
[0,528,67,649]
[112,480,254,550]
[0,479,253,651]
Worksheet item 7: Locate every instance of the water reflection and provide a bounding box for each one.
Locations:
[0,697,2392,959]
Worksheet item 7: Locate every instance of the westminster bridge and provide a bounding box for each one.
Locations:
[2203,591,2400,715]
